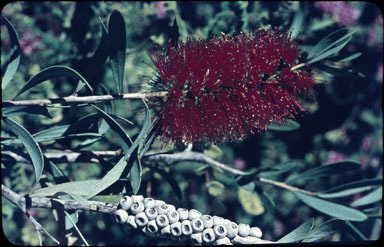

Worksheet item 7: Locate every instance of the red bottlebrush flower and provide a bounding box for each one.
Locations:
[149,28,315,145]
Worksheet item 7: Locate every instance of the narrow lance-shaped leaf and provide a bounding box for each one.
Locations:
[278,218,314,243]
[2,105,52,118]
[108,10,126,94]
[2,116,44,183]
[130,156,142,195]
[1,15,21,90]
[14,65,94,99]
[294,191,368,221]
[86,156,127,199]
[285,161,361,184]
[350,186,382,207]
[289,3,307,40]
[30,180,100,197]
[91,105,132,156]
[74,17,109,94]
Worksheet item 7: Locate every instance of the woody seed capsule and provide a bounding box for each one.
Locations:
[188,209,202,220]
[119,196,133,211]
[144,197,156,208]
[249,226,262,238]
[135,212,149,227]
[114,209,128,224]
[170,221,182,237]
[191,218,204,232]
[190,232,203,244]
[131,195,144,203]
[181,220,193,236]
[130,201,145,214]
[145,207,158,220]
[156,202,169,215]
[202,228,215,243]
[200,215,214,228]
[213,224,227,239]
[127,215,138,229]
[238,223,251,237]
[156,214,170,229]
[225,222,239,238]
[160,224,171,238]
[167,210,180,224]
[177,208,189,221]
[215,237,231,245]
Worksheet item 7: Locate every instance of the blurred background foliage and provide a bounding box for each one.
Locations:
[1,1,382,245]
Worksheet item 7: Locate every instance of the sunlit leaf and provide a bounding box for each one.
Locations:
[206,181,225,197]
[130,156,142,195]
[30,180,100,197]
[238,187,264,215]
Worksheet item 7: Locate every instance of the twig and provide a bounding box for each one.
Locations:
[2,184,117,215]
[3,91,167,106]
[257,177,317,196]
[63,211,89,246]
[2,184,60,245]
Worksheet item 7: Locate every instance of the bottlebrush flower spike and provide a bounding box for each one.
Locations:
[149,27,315,145]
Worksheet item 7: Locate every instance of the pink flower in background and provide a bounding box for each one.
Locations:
[325,151,347,165]
[19,30,41,56]
[233,158,247,170]
[155,2,167,19]
[377,63,383,82]
[360,136,371,152]
[315,1,360,26]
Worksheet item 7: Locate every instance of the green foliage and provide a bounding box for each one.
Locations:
[1,2,382,246]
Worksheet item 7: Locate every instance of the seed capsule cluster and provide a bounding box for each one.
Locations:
[114,195,274,245]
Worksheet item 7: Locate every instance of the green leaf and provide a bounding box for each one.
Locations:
[86,156,128,199]
[294,192,368,221]
[1,15,21,90]
[2,116,44,183]
[302,219,346,242]
[319,178,382,194]
[74,17,109,94]
[317,64,365,78]
[53,191,89,206]
[44,157,69,184]
[345,221,368,241]
[14,65,93,98]
[2,105,52,118]
[91,105,132,156]
[238,187,264,215]
[149,166,183,200]
[206,181,225,197]
[350,186,382,207]
[308,28,350,59]
[277,218,314,243]
[336,52,362,62]
[108,10,126,94]
[286,161,361,184]
[257,161,296,178]
[318,187,374,199]
[30,180,100,197]
[267,119,300,131]
[130,156,142,195]
[307,29,357,64]
[289,3,306,40]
